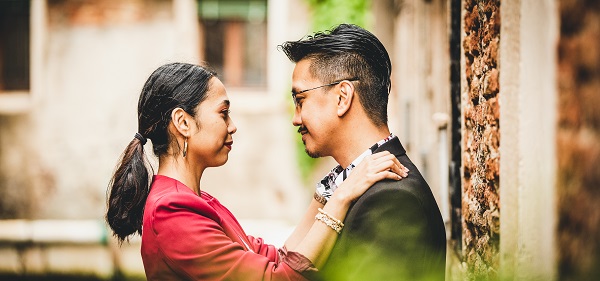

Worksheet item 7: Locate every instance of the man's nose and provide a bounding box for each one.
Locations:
[292,109,302,127]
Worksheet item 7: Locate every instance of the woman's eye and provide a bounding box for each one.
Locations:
[222,109,230,117]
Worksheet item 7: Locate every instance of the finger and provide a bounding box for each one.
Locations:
[386,170,403,180]
[374,158,407,178]
[370,153,408,177]
[390,156,408,172]
[375,170,403,182]
[373,158,401,175]
[370,151,392,160]
[386,157,403,175]
[372,153,396,165]
[374,153,407,172]
[390,157,409,176]
[361,168,403,188]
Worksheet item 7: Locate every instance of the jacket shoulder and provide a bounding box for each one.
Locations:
[355,176,431,210]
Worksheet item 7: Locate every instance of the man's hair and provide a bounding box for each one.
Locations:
[279,23,392,126]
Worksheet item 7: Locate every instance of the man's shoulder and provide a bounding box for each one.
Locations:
[360,172,433,205]
[347,166,444,228]
[348,181,428,224]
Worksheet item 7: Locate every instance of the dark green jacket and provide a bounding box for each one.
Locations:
[320,138,446,281]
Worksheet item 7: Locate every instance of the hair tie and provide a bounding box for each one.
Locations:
[134,132,147,145]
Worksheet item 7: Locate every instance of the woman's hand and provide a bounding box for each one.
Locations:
[331,151,408,205]
[288,152,408,268]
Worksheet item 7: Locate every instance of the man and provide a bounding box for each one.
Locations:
[280,24,446,281]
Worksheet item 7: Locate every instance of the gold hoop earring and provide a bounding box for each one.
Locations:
[183,138,188,158]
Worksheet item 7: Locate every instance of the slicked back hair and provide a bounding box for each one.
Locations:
[279,24,392,126]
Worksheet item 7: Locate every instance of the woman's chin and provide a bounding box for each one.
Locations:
[216,155,229,167]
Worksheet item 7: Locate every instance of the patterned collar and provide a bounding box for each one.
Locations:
[316,133,397,201]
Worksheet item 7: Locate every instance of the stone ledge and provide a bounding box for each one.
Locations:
[0,92,31,115]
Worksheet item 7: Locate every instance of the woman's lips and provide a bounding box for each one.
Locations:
[224,141,233,150]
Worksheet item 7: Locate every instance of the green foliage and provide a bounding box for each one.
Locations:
[294,132,317,184]
[305,0,371,32]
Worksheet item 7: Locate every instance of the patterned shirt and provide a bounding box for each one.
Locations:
[316,134,397,202]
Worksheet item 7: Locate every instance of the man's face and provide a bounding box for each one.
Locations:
[290,59,339,158]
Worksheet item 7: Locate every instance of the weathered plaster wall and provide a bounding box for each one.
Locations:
[0,0,311,224]
[461,0,500,279]
[557,0,600,279]
[391,0,451,223]
[0,0,192,219]
[500,0,558,278]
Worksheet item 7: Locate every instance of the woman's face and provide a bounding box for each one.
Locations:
[188,77,237,168]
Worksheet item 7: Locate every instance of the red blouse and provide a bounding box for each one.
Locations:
[141,175,316,281]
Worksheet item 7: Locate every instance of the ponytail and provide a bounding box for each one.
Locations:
[105,63,215,243]
[106,136,150,243]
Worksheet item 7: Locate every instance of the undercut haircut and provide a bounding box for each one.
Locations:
[279,23,392,126]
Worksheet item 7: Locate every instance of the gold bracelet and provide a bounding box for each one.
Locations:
[315,208,344,234]
[318,208,343,226]
[314,192,327,205]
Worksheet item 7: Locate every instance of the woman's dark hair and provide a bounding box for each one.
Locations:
[106,62,216,243]
[279,23,392,126]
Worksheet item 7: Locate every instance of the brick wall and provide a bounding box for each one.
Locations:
[557,0,600,280]
[462,0,500,279]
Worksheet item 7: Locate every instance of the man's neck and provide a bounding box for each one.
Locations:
[332,124,391,169]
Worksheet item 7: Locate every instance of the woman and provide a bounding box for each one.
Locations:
[105,62,407,280]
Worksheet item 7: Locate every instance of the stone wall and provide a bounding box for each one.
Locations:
[461,0,500,279]
[557,0,600,279]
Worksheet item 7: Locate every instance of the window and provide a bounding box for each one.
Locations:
[0,0,30,92]
[199,0,267,88]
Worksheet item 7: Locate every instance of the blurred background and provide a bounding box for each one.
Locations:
[0,0,598,280]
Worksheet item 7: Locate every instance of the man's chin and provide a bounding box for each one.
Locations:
[302,138,322,158]
[305,148,321,159]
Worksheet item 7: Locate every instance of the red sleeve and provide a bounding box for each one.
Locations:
[247,236,318,274]
[150,192,314,281]
[248,235,278,261]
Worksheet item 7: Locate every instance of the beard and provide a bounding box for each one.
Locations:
[299,125,322,158]
[305,147,322,158]
[302,139,322,158]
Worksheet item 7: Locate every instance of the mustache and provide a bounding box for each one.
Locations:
[298,126,308,134]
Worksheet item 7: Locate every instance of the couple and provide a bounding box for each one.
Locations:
[106,24,446,281]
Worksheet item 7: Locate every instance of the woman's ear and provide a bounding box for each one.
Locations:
[171,107,191,137]
[337,80,355,117]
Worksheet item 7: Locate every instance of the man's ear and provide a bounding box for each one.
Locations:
[171,107,192,137]
[337,80,355,117]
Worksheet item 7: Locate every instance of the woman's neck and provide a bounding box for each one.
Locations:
[157,155,204,194]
